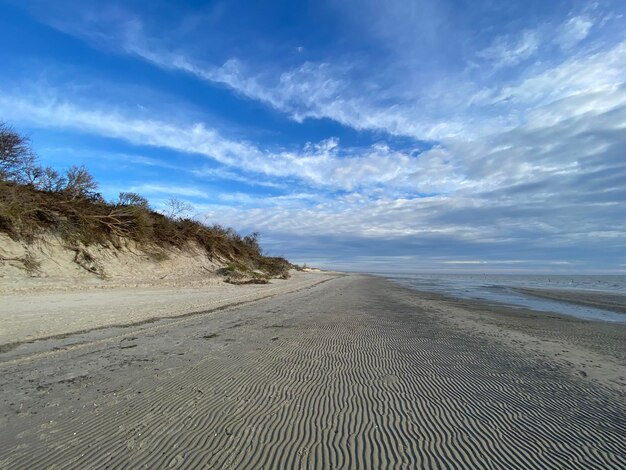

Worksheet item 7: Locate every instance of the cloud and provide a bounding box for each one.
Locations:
[0,87,462,193]
[195,176,626,271]
[476,14,594,68]
[491,41,626,108]
[191,166,286,189]
[32,5,623,144]
[555,16,593,50]
[477,30,540,67]
[441,260,528,265]
[105,26,626,143]
[185,80,625,271]
[2,77,625,242]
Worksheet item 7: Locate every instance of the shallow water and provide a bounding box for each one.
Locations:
[382,273,626,323]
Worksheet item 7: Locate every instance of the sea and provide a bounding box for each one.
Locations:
[382,273,626,323]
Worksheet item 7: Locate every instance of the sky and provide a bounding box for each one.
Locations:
[0,0,625,273]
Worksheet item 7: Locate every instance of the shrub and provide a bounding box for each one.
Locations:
[63,165,99,199]
[36,167,67,192]
[163,198,193,219]
[0,123,37,184]
[117,192,150,210]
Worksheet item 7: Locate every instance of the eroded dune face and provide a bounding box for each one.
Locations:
[1,275,625,468]
[0,233,229,292]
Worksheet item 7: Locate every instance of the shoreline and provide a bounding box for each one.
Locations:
[379,274,626,322]
[512,286,626,314]
[389,285,626,387]
[4,273,625,384]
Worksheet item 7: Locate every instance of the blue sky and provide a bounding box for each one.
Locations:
[1,0,625,273]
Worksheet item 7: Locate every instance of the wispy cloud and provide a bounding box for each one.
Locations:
[555,16,593,50]
[191,166,287,189]
[0,87,462,193]
[484,41,626,111]
[24,1,618,150]
[59,15,624,143]
[441,260,528,265]
[477,30,540,67]
[2,74,625,242]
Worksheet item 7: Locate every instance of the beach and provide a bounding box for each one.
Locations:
[0,271,332,349]
[1,274,625,468]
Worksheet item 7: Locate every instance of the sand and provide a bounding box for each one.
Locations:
[0,233,233,294]
[1,275,625,468]
[0,271,334,348]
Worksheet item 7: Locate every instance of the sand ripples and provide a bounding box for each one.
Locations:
[2,278,625,468]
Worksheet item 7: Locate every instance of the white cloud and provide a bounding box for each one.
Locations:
[191,167,286,189]
[3,73,625,217]
[478,30,540,67]
[113,28,626,143]
[555,16,593,50]
[472,40,626,121]
[5,2,626,270]
[0,88,463,193]
[441,260,528,265]
[216,192,318,207]
[36,9,623,144]
[181,83,626,265]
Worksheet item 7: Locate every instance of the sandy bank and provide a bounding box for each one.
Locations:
[0,233,253,294]
[1,275,625,468]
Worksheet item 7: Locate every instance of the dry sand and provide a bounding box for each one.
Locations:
[1,275,625,468]
[0,271,333,348]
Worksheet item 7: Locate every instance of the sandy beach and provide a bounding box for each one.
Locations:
[1,274,625,468]
[0,271,333,349]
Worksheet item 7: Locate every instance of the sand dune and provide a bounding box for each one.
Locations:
[1,275,625,468]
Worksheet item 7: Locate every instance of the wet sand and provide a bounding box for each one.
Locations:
[1,275,625,468]
[513,287,626,314]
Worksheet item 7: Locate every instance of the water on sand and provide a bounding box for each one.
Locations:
[385,273,626,323]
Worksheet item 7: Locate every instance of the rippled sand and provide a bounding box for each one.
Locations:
[1,275,625,468]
